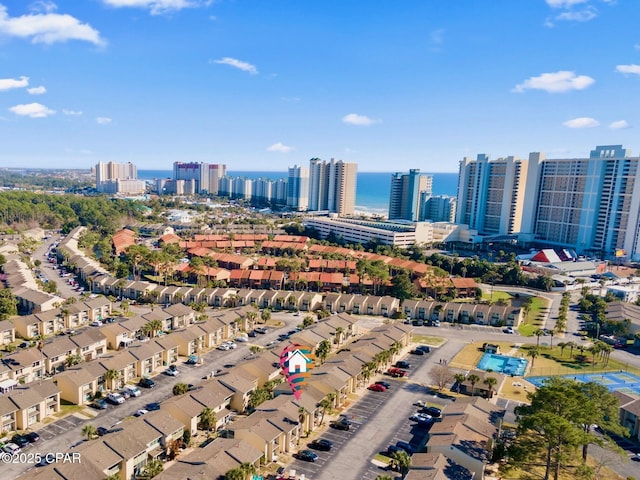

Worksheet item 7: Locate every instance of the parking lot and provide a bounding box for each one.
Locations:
[288,349,441,480]
[37,415,85,442]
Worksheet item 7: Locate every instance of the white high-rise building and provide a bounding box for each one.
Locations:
[95,161,144,194]
[173,162,226,194]
[388,169,433,221]
[308,158,357,216]
[287,165,309,211]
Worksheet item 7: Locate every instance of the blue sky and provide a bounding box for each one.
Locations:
[1,0,639,173]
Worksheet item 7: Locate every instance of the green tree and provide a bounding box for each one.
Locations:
[0,289,18,319]
[467,373,480,396]
[318,392,337,425]
[82,424,97,440]
[65,353,82,367]
[224,467,245,480]
[534,328,545,348]
[316,339,331,364]
[140,458,163,479]
[527,347,540,370]
[198,407,217,432]
[389,271,416,302]
[104,368,120,390]
[173,383,190,395]
[483,376,498,398]
[389,449,411,476]
[453,373,467,392]
[142,319,163,338]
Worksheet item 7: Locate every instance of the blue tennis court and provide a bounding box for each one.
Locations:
[527,371,640,396]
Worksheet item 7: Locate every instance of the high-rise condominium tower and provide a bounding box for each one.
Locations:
[388,169,433,221]
[287,165,309,211]
[173,162,226,194]
[308,158,357,216]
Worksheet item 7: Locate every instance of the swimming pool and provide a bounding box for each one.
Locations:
[477,353,528,376]
[527,371,640,396]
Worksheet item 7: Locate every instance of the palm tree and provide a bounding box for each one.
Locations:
[298,406,308,431]
[318,392,337,425]
[82,424,97,440]
[65,353,82,368]
[527,347,540,370]
[549,328,556,349]
[483,376,498,398]
[198,406,217,432]
[239,462,257,480]
[141,458,163,479]
[557,342,568,357]
[534,328,545,348]
[315,339,331,365]
[334,326,345,346]
[224,468,245,480]
[173,383,189,395]
[104,368,120,390]
[453,373,467,392]
[567,341,577,359]
[143,319,163,338]
[390,449,411,476]
[389,341,402,359]
[467,374,480,396]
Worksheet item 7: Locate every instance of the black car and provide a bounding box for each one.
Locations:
[138,378,156,389]
[308,439,333,451]
[12,434,30,447]
[395,361,411,369]
[24,432,40,443]
[331,419,351,431]
[90,399,108,410]
[248,330,257,337]
[417,345,431,353]
[395,441,415,455]
[421,406,442,418]
[375,381,391,389]
[146,402,161,411]
[296,449,319,462]
[410,349,425,355]
[96,426,109,436]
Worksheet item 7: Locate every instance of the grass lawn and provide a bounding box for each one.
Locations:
[481,289,512,302]
[412,334,446,347]
[518,296,550,336]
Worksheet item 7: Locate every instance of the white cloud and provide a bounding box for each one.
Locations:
[29,1,58,14]
[0,76,29,91]
[513,71,595,93]
[9,102,55,118]
[27,86,46,95]
[554,7,597,22]
[102,0,203,15]
[616,64,640,76]
[0,4,104,45]
[342,113,380,126]
[609,120,630,129]
[546,0,589,7]
[62,109,82,116]
[428,28,445,52]
[212,57,258,75]
[96,116,112,124]
[563,117,599,128]
[266,142,294,153]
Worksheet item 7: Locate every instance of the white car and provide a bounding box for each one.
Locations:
[90,320,103,327]
[165,366,179,376]
[217,344,230,351]
[3,443,20,454]
[134,409,149,417]
[235,336,248,343]
[226,342,237,349]
[123,385,141,397]
[107,392,125,405]
[504,327,515,334]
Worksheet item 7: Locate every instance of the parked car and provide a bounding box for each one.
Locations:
[308,439,333,451]
[3,443,21,454]
[217,343,230,351]
[165,365,179,376]
[106,392,125,405]
[225,342,237,349]
[89,321,103,327]
[24,432,40,443]
[145,402,161,411]
[409,413,433,424]
[90,399,108,410]
[395,361,411,369]
[368,383,386,392]
[96,426,109,436]
[248,330,257,337]
[504,327,515,334]
[375,381,391,389]
[421,406,442,418]
[416,345,431,353]
[386,367,408,378]
[134,409,149,417]
[395,441,415,455]
[123,385,141,397]
[410,349,425,355]
[11,434,30,447]
[235,335,249,343]
[296,449,319,462]
[254,327,268,334]
[138,378,156,389]
[331,418,351,431]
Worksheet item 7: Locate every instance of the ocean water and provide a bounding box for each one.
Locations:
[139,170,459,215]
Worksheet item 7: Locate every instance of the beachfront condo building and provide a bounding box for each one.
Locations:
[95,161,146,194]
[388,169,433,221]
[172,162,227,194]
[457,145,640,261]
[308,158,357,216]
[287,165,310,211]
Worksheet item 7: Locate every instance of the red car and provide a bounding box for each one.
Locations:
[368,383,387,392]
[387,367,408,378]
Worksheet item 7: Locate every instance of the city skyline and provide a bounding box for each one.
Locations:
[1,1,640,172]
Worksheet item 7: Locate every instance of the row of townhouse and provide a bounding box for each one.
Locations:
[401,299,523,327]
[55,307,255,405]
[16,314,409,480]
[0,380,60,433]
[11,297,112,339]
[2,257,65,313]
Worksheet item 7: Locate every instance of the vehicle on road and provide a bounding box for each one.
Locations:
[296,449,318,462]
[138,378,156,389]
[504,327,515,334]
[368,383,386,392]
[145,402,161,411]
[395,361,411,369]
[134,409,149,417]
[308,439,333,451]
[97,426,109,436]
[106,392,125,405]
